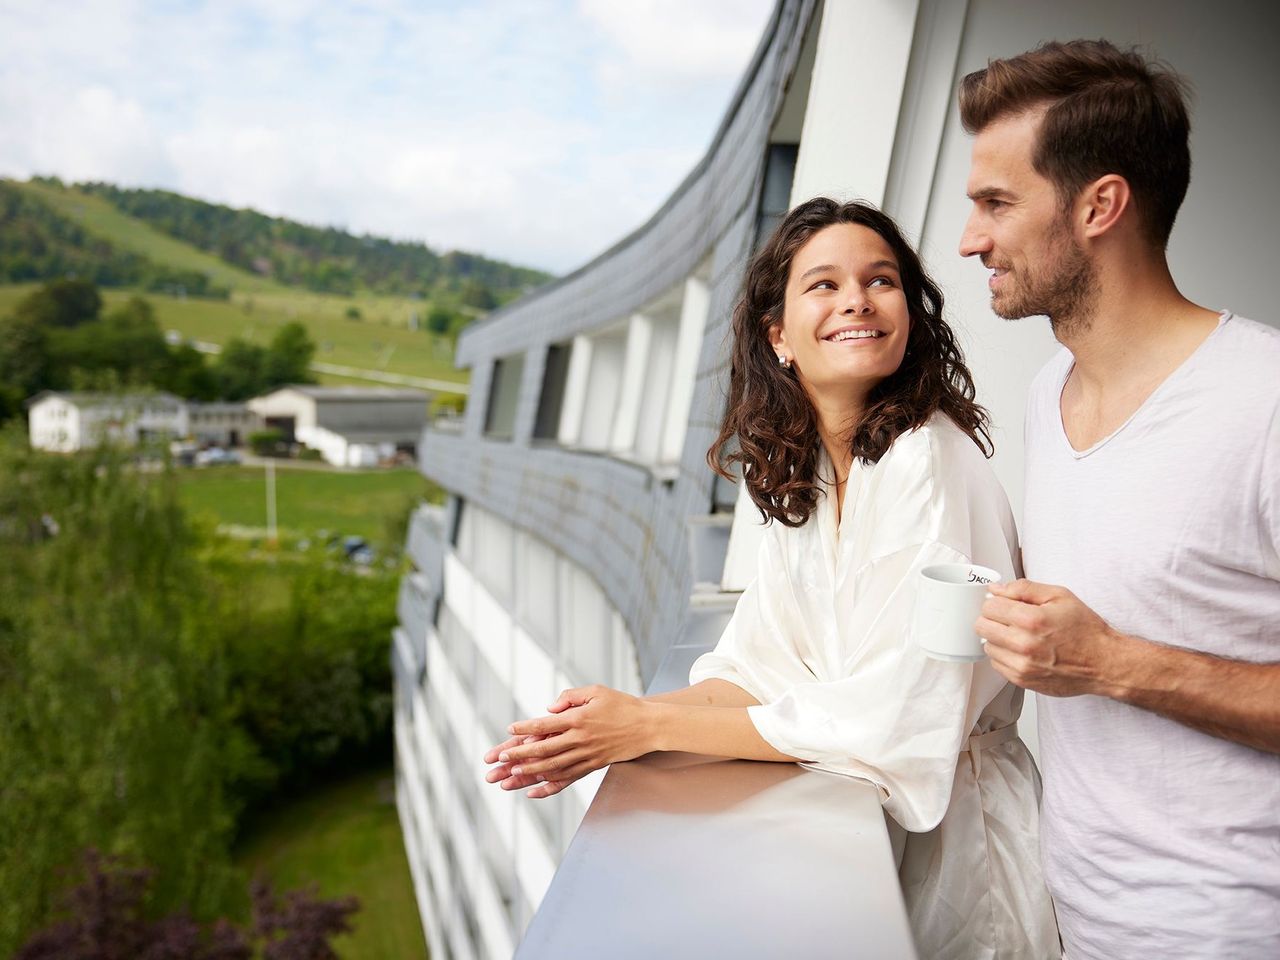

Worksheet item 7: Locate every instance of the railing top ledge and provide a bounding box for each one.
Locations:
[516,750,917,960]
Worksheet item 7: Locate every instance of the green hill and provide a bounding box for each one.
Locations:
[0,177,555,391]
[76,179,549,301]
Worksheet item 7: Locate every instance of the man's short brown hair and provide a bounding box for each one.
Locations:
[959,39,1192,249]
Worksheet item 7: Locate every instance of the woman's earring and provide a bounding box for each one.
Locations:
[777,354,791,369]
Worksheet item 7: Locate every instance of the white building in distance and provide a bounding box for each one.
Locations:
[247,385,429,467]
[27,391,188,453]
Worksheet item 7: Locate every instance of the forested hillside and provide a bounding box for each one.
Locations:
[0,181,228,297]
[75,179,549,302]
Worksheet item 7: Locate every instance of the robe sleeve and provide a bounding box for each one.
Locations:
[745,538,1007,832]
[688,522,823,704]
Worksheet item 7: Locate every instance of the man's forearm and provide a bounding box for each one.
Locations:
[1109,634,1280,754]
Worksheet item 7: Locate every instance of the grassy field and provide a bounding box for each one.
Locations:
[235,767,427,959]
[178,465,433,548]
[0,282,468,390]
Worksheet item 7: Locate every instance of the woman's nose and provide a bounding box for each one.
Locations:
[843,293,873,316]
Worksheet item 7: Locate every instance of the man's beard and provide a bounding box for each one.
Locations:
[987,228,1098,336]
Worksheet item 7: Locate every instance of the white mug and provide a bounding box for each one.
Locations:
[911,563,1002,662]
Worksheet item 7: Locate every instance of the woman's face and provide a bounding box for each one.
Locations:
[769,222,911,407]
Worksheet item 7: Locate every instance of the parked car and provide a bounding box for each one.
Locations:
[194,447,242,467]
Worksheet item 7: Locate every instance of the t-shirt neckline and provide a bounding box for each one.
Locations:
[1055,309,1233,460]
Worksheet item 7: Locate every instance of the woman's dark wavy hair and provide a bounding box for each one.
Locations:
[708,197,991,527]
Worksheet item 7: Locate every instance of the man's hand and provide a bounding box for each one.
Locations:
[976,578,1125,697]
[483,685,659,798]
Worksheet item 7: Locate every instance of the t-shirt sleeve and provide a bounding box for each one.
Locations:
[745,538,1006,833]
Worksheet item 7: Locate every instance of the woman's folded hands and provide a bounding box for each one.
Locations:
[482,685,660,799]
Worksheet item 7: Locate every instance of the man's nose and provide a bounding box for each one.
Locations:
[959,212,991,258]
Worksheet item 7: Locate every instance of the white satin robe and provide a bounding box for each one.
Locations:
[690,416,1059,959]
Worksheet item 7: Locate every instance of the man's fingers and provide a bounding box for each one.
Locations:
[974,616,1028,654]
[979,594,1046,631]
[988,578,1061,605]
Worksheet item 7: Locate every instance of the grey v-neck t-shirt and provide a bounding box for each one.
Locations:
[1022,312,1280,959]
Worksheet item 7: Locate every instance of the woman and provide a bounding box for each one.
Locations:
[484,198,1059,958]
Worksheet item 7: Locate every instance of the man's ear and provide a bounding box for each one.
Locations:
[1080,174,1132,239]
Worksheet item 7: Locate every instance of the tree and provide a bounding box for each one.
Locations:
[459,277,497,311]
[13,849,356,960]
[52,296,169,385]
[212,338,267,401]
[262,322,315,388]
[13,278,102,329]
[0,312,53,400]
[0,437,248,953]
[156,343,218,401]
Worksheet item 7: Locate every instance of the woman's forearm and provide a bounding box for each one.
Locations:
[646,701,799,763]
[643,678,761,708]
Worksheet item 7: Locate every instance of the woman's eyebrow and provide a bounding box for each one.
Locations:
[795,263,837,283]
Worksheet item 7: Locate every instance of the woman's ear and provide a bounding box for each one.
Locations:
[767,317,788,358]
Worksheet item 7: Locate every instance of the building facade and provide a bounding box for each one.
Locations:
[393,1,1280,957]
[247,385,428,467]
[27,391,189,452]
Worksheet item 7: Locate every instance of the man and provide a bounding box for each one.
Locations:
[959,40,1280,958]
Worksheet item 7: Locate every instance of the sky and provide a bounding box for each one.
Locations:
[0,0,776,275]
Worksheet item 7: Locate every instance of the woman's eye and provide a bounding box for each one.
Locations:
[809,280,836,291]
[869,276,895,288]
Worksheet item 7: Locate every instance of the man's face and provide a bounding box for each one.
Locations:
[959,110,1095,325]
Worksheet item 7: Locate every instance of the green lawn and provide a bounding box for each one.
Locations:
[0,282,467,390]
[178,465,433,547]
[235,767,427,959]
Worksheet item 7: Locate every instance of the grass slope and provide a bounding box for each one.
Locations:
[0,283,467,389]
[178,465,432,547]
[3,181,471,391]
[234,768,427,960]
[14,180,288,295]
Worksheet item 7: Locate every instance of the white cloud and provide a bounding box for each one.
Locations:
[578,0,774,83]
[0,0,775,273]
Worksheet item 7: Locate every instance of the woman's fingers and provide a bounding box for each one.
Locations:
[508,747,594,780]
[524,759,605,798]
[508,712,575,738]
[483,734,526,765]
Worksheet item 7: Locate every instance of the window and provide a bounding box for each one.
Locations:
[533,342,571,441]
[755,142,799,248]
[484,353,525,440]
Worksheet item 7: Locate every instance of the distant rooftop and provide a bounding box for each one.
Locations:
[26,390,184,409]
[267,385,429,401]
